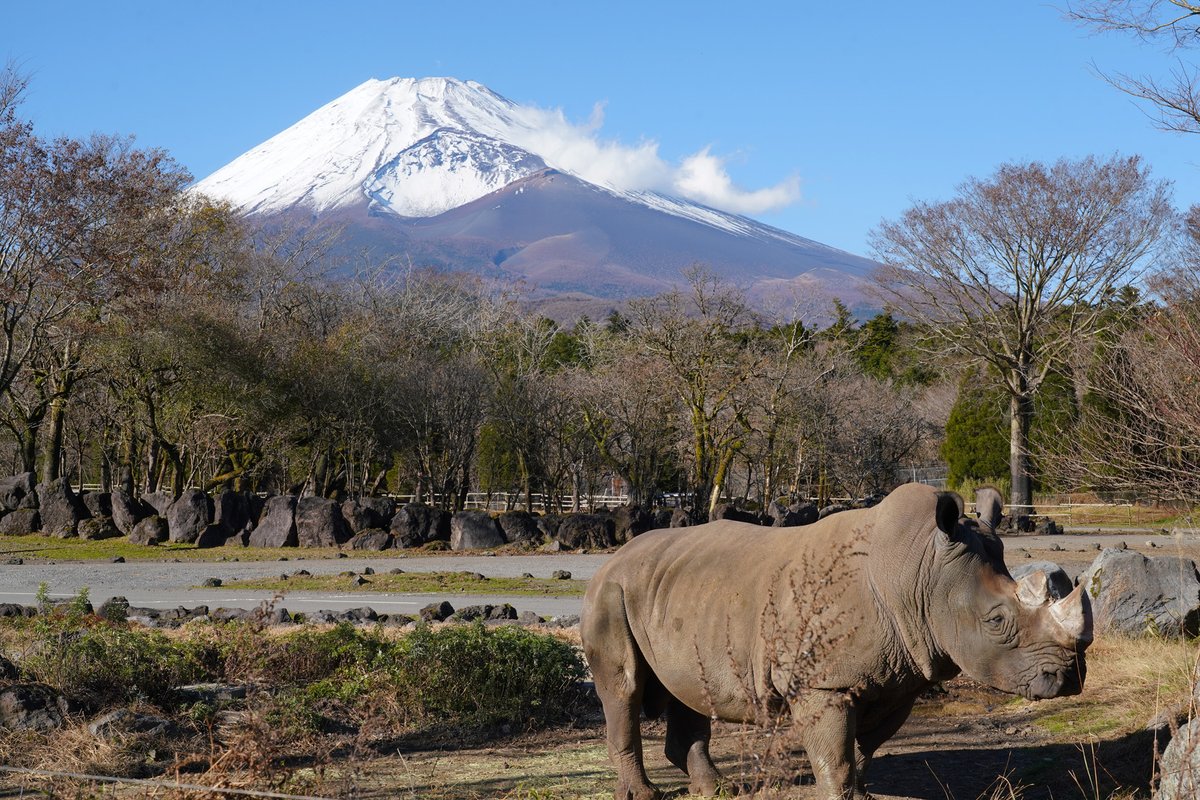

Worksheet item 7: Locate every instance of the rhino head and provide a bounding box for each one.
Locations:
[926,487,1092,701]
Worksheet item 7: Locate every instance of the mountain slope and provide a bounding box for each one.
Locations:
[193,77,880,315]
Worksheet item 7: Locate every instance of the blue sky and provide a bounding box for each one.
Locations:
[4,1,1199,256]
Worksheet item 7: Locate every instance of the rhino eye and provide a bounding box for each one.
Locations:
[983,608,1008,628]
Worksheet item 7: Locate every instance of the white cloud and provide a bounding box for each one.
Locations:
[503,103,801,216]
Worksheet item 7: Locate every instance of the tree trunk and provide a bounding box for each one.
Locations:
[1009,389,1034,515]
[40,396,66,485]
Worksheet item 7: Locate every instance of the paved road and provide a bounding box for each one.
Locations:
[0,528,1194,621]
[0,553,611,620]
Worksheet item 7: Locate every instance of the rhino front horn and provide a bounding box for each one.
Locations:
[1050,584,1094,645]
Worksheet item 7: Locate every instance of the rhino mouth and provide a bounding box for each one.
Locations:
[1024,658,1086,700]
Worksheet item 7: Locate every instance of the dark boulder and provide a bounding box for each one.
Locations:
[669,508,691,528]
[0,473,34,512]
[247,496,297,548]
[296,496,350,548]
[0,684,67,732]
[1158,716,1200,800]
[196,523,240,548]
[789,502,819,526]
[110,489,151,536]
[450,510,505,550]
[496,510,541,544]
[80,491,112,520]
[35,478,86,538]
[0,509,39,537]
[652,508,674,529]
[536,514,562,540]
[709,504,760,525]
[129,516,168,545]
[167,489,210,544]
[348,528,393,551]
[1080,549,1200,637]
[817,503,851,520]
[213,491,259,543]
[1034,517,1063,536]
[341,497,395,533]
[78,516,121,541]
[612,505,653,542]
[142,491,174,516]
[555,513,617,549]
[419,601,454,623]
[391,503,451,548]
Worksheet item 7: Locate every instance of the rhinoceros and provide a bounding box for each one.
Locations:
[580,483,1092,800]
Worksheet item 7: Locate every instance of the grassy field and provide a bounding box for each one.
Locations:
[214,570,588,596]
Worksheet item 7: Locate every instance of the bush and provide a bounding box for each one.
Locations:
[391,624,587,729]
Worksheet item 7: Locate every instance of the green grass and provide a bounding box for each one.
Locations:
[212,570,588,596]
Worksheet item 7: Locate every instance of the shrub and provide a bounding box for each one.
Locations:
[391,624,587,729]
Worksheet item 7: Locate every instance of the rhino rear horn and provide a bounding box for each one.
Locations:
[1050,584,1094,646]
[974,487,1004,532]
[1016,570,1051,607]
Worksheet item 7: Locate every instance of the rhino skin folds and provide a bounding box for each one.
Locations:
[580,483,1092,800]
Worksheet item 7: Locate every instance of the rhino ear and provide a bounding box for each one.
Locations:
[974,487,1004,532]
[935,492,963,539]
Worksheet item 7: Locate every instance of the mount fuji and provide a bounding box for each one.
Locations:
[193,77,879,317]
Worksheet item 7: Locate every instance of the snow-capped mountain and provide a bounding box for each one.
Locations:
[193,77,880,316]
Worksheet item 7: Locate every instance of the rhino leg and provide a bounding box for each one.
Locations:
[582,582,660,800]
[793,689,862,800]
[664,698,723,795]
[853,695,917,794]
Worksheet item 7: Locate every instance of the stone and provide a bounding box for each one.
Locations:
[109,555,124,563]
[391,503,450,548]
[0,473,35,511]
[1079,549,1200,637]
[213,490,260,544]
[35,478,86,537]
[551,570,572,580]
[670,508,691,528]
[419,601,454,622]
[0,684,67,732]
[80,491,112,519]
[1034,517,1062,536]
[612,505,653,542]
[247,496,297,548]
[0,655,17,681]
[348,528,393,550]
[341,497,394,533]
[196,523,239,548]
[555,513,617,549]
[1157,717,1200,800]
[517,610,543,626]
[110,489,151,536]
[202,577,222,587]
[1009,561,1074,600]
[817,503,851,520]
[129,515,168,546]
[88,708,173,738]
[709,504,760,524]
[98,596,129,622]
[167,489,211,544]
[295,496,349,548]
[652,508,674,529]
[78,516,121,541]
[0,509,39,536]
[450,510,505,550]
[142,491,174,516]
[536,514,562,540]
[788,502,819,526]
[497,510,542,544]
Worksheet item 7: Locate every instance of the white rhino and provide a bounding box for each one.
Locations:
[580,483,1092,800]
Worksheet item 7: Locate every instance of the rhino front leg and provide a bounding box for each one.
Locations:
[854,695,917,795]
[793,689,863,800]
[664,698,723,796]
[582,582,659,800]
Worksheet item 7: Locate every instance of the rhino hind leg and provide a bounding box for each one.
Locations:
[664,698,723,796]
[583,581,660,800]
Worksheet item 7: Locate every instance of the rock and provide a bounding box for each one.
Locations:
[167,489,210,544]
[1034,517,1062,536]
[78,516,121,541]
[341,497,394,533]
[98,596,129,621]
[213,490,259,544]
[109,555,124,563]
[555,513,617,549]
[340,606,378,622]
[450,510,505,550]
[129,515,168,546]
[0,684,67,732]
[768,500,818,527]
[496,510,541,544]
[788,502,819,526]
[1157,717,1200,800]
[35,478,86,537]
[551,570,572,580]
[611,505,653,543]
[517,610,543,625]
[391,503,450,548]
[1079,549,1200,637]
[110,490,151,536]
[670,508,691,528]
[652,508,674,529]
[453,603,517,622]
[536,514,562,540]
[0,655,17,680]
[1009,561,1074,600]
[80,491,112,519]
[709,504,760,524]
[348,528,393,550]
[88,708,173,738]
[196,523,238,548]
[295,496,350,548]
[419,601,454,622]
[142,491,174,516]
[0,603,33,617]
[817,504,851,520]
[0,509,39,536]
[247,496,297,548]
[0,473,35,511]
[202,577,222,587]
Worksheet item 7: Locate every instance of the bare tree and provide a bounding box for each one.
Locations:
[872,155,1172,511]
[1069,1,1200,133]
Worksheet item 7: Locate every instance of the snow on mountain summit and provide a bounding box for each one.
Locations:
[193,77,547,217]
